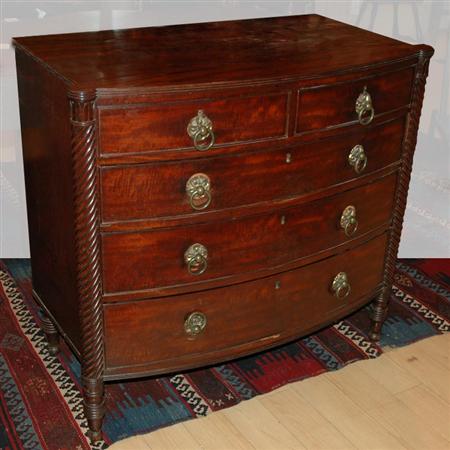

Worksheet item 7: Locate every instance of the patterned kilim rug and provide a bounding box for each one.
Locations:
[0,259,449,449]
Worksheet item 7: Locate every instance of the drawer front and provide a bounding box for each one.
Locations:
[296,68,413,133]
[104,275,281,370]
[101,174,396,294]
[99,92,289,155]
[279,231,387,331]
[101,118,404,223]
[103,233,387,374]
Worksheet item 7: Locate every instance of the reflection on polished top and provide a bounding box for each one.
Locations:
[12,14,430,91]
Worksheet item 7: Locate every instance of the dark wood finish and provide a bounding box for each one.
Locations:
[69,93,105,441]
[99,65,410,157]
[101,118,404,223]
[104,233,387,376]
[40,312,60,356]
[99,91,289,154]
[102,174,397,296]
[12,15,428,91]
[14,14,433,441]
[295,67,413,133]
[370,51,432,340]
[100,165,399,236]
[104,283,383,382]
[15,51,81,351]
[94,72,412,165]
[279,233,387,331]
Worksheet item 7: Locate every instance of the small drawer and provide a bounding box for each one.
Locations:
[98,92,289,155]
[101,173,396,295]
[103,233,387,375]
[100,117,405,223]
[296,67,413,133]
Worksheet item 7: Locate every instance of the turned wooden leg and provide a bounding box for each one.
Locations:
[83,377,105,443]
[370,288,390,341]
[70,91,106,443]
[41,313,60,355]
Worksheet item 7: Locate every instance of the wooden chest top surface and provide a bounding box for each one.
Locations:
[12,14,427,91]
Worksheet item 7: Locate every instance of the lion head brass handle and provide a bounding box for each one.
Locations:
[340,205,358,237]
[348,144,368,174]
[184,311,207,337]
[187,110,215,151]
[184,243,208,275]
[355,86,375,125]
[331,272,351,300]
[186,173,211,210]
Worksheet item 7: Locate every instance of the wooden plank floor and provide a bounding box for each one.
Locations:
[110,334,450,450]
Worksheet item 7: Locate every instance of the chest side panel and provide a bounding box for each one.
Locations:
[15,49,81,352]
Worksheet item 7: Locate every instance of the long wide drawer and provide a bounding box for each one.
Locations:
[101,173,396,295]
[103,233,388,376]
[101,117,404,223]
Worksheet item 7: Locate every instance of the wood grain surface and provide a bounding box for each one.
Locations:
[99,91,289,154]
[101,174,396,295]
[103,233,387,376]
[295,67,413,133]
[13,15,430,91]
[101,117,405,223]
[110,335,450,450]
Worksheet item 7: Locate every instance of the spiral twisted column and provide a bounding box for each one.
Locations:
[69,90,104,442]
[370,50,433,341]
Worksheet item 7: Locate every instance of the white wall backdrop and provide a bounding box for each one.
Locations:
[1,0,449,257]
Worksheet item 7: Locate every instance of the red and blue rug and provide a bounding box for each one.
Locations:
[1,259,449,449]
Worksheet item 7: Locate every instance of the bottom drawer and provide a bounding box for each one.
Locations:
[104,233,387,377]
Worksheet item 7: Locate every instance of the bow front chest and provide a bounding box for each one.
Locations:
[13,14,433,441]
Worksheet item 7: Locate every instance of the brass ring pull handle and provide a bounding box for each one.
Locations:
[184,243,208,275]
[187,110,215,151]
[355,86,375,125]
[340,205,358,237]
[184,311,207,337]
[186,173,211,210]
[348,144,368,174]
[331,272,351,300]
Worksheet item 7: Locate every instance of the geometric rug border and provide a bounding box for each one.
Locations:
[0,269,106,450]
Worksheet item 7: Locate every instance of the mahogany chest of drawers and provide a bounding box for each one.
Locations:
[13,14,433,441]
